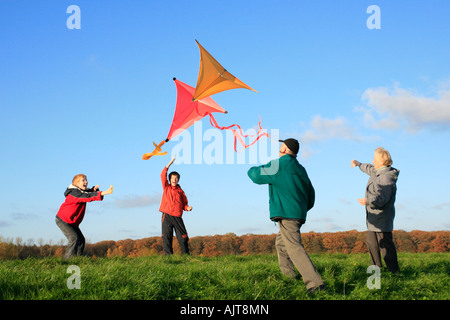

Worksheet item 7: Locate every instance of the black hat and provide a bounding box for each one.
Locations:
[279,138,299,155]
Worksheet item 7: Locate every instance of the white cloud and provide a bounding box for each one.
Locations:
[338,198,353,205]
[432,202,450,210]
[0,221,13,228]
[114,194,161,209]
[300,115,378,144]
[292,81,450,159]
[11,212,39,221]
[308,217,345,232]
[293,115,379,159]
[361,85,450,132]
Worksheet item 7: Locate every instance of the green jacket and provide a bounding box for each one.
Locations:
[247,155,315,221]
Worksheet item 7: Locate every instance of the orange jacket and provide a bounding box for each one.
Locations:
[159,167,189,217]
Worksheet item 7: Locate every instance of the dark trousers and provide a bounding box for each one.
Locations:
[55,216,85,259]
[161,213,189,255]
[366,231,400,273]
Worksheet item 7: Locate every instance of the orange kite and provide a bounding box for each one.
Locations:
[192,40,258,101]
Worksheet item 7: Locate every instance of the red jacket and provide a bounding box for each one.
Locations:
[159,167,189,217]
[57,185,103,226]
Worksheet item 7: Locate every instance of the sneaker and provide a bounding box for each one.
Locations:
[307,284,326,294]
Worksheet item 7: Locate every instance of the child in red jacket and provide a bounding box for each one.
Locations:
[160,157,192,255]
[56,174,113,259]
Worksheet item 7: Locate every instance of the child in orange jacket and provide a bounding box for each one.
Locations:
[160,157,192,255]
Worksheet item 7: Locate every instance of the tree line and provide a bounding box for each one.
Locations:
[0,230,448,259]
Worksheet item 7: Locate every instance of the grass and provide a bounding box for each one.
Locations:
[0,253,448,300]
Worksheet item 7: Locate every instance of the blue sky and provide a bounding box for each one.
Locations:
[1,0,449,244]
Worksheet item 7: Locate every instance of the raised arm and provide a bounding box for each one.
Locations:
[166,156,175,169]
[161,157,176,188]
[248,160,278,185]
[351,159,374,176]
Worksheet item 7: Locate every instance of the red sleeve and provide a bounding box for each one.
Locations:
[161,167,169,189]
[182,191,189,211]
[71,191,102,203]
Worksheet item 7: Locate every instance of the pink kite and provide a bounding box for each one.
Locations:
[142,78,268,160]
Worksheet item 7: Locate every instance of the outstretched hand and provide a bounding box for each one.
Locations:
[101,185,114,196]
[357,198,367,206]
[351,160,361,167]
[166,156,176,168]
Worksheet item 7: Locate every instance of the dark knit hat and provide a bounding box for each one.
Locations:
[279,138,299,155]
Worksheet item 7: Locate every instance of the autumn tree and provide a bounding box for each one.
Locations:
[86,240,115,257]
[189,236,204,255]
[302,232,324,253]
[1,230,448,259]
[393,230,416,252]
[322,232,350,253]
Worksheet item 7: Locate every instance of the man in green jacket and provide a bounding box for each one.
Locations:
[248,138,325,293]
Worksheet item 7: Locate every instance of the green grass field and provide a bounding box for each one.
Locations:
[0,253,448,300]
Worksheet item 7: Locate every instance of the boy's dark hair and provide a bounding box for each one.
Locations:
[169,171,180,181]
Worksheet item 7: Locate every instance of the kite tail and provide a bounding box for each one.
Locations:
[142,140,168,160]
[206,112,269,152]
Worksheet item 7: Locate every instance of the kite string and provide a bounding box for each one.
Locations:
[204,112,269,152]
